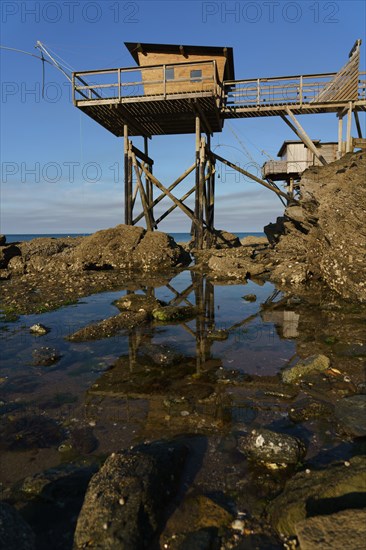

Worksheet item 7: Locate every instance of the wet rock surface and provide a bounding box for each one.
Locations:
[74,440,188,550]
[281,354,330,383]
[268,455,366,536]
[0,415,64,451]
[238,428,307,466]
[67,310,148,341]
[0,502,35,550]
[334,395,366,437]
[295,508,366,550]
[32,346,62,366]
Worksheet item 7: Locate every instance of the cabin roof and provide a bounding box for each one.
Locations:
[124,42,235,80]
[277,140,339,157]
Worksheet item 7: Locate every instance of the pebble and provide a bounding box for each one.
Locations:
[180,410,190,417]
[30,323,49,335]
[231,519,245,531]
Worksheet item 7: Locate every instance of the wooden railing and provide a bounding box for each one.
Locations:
[224,71,366,109]
[72,60,222,102]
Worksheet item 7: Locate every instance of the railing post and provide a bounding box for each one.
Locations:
[118,68,121,101]
[72,73,75,104]
[299,75,303,106]
[163,64,166,98]
[257,78,260,105]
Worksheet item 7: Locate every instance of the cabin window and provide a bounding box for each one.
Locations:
[190,69,202,83]
[165,68,175,81]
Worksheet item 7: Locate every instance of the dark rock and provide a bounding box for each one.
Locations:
[281,354,330,384]
[0,502,35,550]
[268,455,366,536]
[238,428,307,466]
[335,394,366,437]
[74,440,188,550]
[288,397,334,423]
[139,343,182,367]
[0,415,64,451]
[32,347,62,366]
[67,311,148,342]
[70,427,99,454]
[15,464,98,550]
[0,234,6,246]
[207,229,241,249]
[0,244,21,268]
[295,508,366,550]
[160,493,233,549]
[264,216,286,246]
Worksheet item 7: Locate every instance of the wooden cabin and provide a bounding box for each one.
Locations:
[124,42,235,97]
[262,140,339,182]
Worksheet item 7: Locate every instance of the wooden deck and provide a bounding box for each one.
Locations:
[72,42,366,136]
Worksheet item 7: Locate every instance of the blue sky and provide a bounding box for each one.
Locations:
[1,0,365,234]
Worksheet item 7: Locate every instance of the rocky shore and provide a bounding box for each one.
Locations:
[1,151,366,549]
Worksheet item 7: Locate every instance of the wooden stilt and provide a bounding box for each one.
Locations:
[124,125,132,225]
[138,162,199,227]
[346,102,353,153]
[197,137,206,249]
[337,112,344,158]
[144,136,153,212]
[131,152,153,231]
[133,163,195,226]
[194,116,201,242]
[354,110,363,138]
[213,152,289,200]
[282,109,327,166]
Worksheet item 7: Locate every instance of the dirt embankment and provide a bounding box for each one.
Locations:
[261,151,366,302]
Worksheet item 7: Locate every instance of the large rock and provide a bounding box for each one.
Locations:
[65,227,189,272]
[0,234,6,246]
[238,428,307,466]
[268,455,366,536]
[133,231,191,270]
[295,508,366,550]
[0,502,35,550]
[67,225,145,270]
[266,152,366,302]
[74,440,187,550]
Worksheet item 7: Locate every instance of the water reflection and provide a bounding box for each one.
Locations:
[0,270,299,485]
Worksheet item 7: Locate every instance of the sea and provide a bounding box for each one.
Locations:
[5,231,265,243]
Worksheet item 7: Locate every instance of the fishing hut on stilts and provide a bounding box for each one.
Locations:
[71,39,366,247]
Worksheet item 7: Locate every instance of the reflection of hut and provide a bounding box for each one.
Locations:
[262,140,338,193]
[262,310,300,338]
[125,42,235,96]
